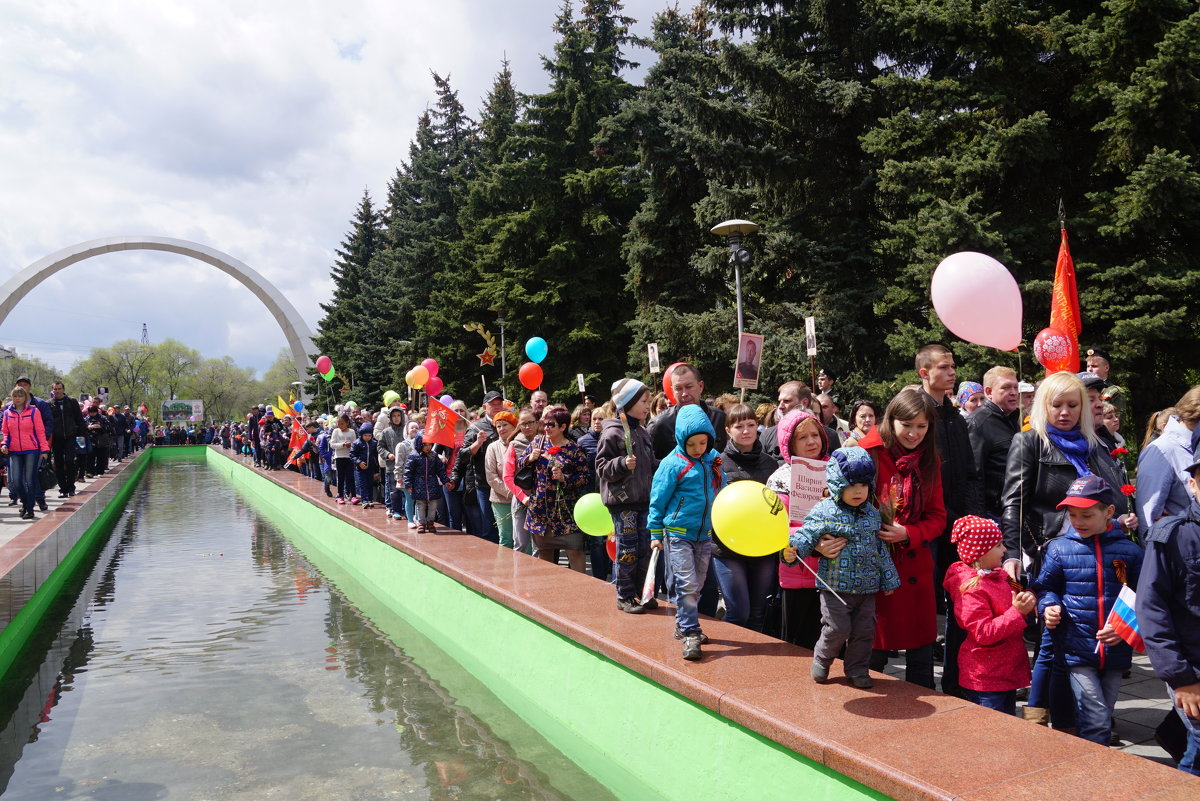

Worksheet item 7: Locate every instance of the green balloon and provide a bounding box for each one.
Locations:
[345,401,358,409]
[573,493,611,537]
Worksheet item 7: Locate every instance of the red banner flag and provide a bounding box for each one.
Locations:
[423,396,461,448]
[1049,227,1081,345]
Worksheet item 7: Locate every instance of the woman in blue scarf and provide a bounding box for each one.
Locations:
[1000,370,1136,729]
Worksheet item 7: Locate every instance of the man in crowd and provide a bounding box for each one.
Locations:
[916,344,983,697]
[49,381,85,498]
[1085,346,1128,413]
[759,380,818,460]
[648,363,727,460]
[1137,456,1200,776]
[454,390,503,542]
[815,393,849,439]
[966,366,1020,521]
[530,390,549,420]
[816,368,839,405]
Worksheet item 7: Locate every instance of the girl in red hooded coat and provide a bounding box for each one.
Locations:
[856,388,946,688]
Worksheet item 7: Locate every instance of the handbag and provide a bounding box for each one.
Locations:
[39,460,58,491]
[514,462,537,492]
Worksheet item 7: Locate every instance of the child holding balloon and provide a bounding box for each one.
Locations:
[649,405,726,660]
[791,445,899,688]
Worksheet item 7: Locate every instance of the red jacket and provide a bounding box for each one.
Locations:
[859,427,946,650]
[944,561,1031,691]
[2,405,50,454]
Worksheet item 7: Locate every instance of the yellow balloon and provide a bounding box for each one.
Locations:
[711,480,789,557]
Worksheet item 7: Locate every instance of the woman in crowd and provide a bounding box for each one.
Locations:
[484,410,518,548]
[503,408,539,555]
[845,399,880,445]
[1000,370,1135,726]
[1,386,50,520]
[1136,386,1200,535]
[568,404,592,441]
[714,402,782,631]
[521,407,590,572]
[854,388,946,689]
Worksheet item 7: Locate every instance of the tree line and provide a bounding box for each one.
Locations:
[311,0,1200,419]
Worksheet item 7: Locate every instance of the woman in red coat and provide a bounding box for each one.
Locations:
[857,388,946,688]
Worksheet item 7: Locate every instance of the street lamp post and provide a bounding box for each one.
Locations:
[709,219,759,337]
[490,307,508,400]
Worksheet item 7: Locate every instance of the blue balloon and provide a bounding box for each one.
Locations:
[525,336,548,364]
[293,400,304,411]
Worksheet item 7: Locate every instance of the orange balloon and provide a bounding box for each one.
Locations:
[519,362,543,390]
[662,361,687,405]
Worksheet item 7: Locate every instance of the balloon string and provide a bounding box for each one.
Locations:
[793,555,848,605]
[1018,348,1026,580]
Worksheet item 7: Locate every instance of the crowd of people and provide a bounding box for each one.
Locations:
[5,344,1199,775]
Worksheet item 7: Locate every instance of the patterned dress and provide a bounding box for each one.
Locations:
[522,439,589,549]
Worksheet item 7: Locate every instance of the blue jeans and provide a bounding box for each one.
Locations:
[475,487,498,543]
[1168,687,1200,776]
[354,466,376,501]
[441,486,463,530]
[1030,625,1076,727]
[612,509,649,599]
[1068,666,1123,745]
[964,689,1017,716]
[712,554,779,631]
[7,451,40,514]
[666,537,712,635]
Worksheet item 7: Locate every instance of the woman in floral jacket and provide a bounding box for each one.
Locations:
[520,407,590,572]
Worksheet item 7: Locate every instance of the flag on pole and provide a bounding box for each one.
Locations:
[423,396,461,448]
[1104,584,1145,653]
[1049,227,1081,347]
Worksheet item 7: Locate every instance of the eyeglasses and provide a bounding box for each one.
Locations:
[542,421,558,428]
[519,420,537,427]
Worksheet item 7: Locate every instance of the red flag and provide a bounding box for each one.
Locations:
[1049,227,1081,346]
[423,396,460,448]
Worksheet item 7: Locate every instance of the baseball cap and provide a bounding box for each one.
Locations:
[1056,475,1116,509]
[1018,381,1035,394]
[1076,371,1108,391]
[481,390,503,404]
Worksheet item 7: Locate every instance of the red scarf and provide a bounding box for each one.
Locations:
[888,444,925,525]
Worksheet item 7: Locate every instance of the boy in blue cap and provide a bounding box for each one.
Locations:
[1034,475,1143,745]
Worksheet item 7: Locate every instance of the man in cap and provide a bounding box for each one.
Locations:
[450,390,503,541]
[1085,346,1128,413]
[816,368,839,405]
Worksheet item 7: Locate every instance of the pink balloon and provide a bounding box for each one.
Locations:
[930,252,1022,351]
[315,355,332,374]
[421,358,439,378]
[424,376,444,396]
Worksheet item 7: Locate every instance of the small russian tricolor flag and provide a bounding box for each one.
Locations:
[1106,584,1145,653]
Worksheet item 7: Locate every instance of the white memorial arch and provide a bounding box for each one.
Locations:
[0,236,317,383]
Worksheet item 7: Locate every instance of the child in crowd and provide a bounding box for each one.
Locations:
[390,420,418,521]
[943,516,1035,714]
[1034,475,1144,744]
[404,433,447,533]
[648,405,726,660]
[349,423,378,508]
[329,414,356,504]
[791,445,899,688]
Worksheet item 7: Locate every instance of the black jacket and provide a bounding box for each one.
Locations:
[721,438,780,484]
[51,395,86,442]
[1137,499,1200,690]
[594,417,656,509]
[925,390,983,526]
[647,402,727,461]
[965,400,1020,520]
[1000,429,1129,564]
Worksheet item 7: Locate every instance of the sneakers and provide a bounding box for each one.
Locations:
[392,513,403,520]
[811,661,830,684]
[350,497,360,505]
[37,499,48,512]
[640,597,659,611]
[336,497,346,505]
[674,625,708,643]
[616,598,646,614]
[681,634,703,661]
[849,675,874,690]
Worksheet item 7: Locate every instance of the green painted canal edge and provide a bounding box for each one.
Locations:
[0,449,152,679]
[207,448,890,801]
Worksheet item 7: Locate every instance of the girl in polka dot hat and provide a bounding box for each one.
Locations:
[943,515,1037,715]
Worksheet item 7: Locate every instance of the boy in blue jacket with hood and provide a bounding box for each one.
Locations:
[1034,475,1143,745]
[649,405,726,660]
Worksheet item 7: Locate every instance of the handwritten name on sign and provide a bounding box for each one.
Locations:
[788,457,828,526]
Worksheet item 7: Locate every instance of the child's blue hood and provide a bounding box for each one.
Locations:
[674,404,717,453]
[826,445,876,499]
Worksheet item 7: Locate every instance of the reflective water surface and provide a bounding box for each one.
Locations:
[0,461,617,800]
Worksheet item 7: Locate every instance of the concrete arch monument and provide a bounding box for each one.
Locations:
[0,236,317,383]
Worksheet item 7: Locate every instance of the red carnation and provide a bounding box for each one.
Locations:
[1111,447,1129,458]
[1120,484,1136,497]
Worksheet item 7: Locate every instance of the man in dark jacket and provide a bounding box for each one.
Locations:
[916,344,984,697]
[1137,457,1200,776]
[452,391,502,542]
[966,366,1021,520]
[759,380,821,460]
[49,381,86,498]
[648,364,727,460]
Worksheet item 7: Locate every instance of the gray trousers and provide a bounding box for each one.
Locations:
[813,591,877,679]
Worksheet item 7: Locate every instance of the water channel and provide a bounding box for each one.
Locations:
[0,460,618,800]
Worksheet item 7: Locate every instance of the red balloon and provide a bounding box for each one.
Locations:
[422,358,439,378]
[1033,327,1079,374]
[315,355,332,375]
[605,534,616,561]
[424,376,444,396]
[519,362,543,391]
[662,361,687,405]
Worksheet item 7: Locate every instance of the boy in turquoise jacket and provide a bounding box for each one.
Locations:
[649,405,727,660]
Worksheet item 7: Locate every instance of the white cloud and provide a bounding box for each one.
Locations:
[0,0,665,376]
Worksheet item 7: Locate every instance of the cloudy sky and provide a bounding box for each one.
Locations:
[0,0,669,376]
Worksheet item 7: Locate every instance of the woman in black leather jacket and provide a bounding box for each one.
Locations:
[999,371,1137,728]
